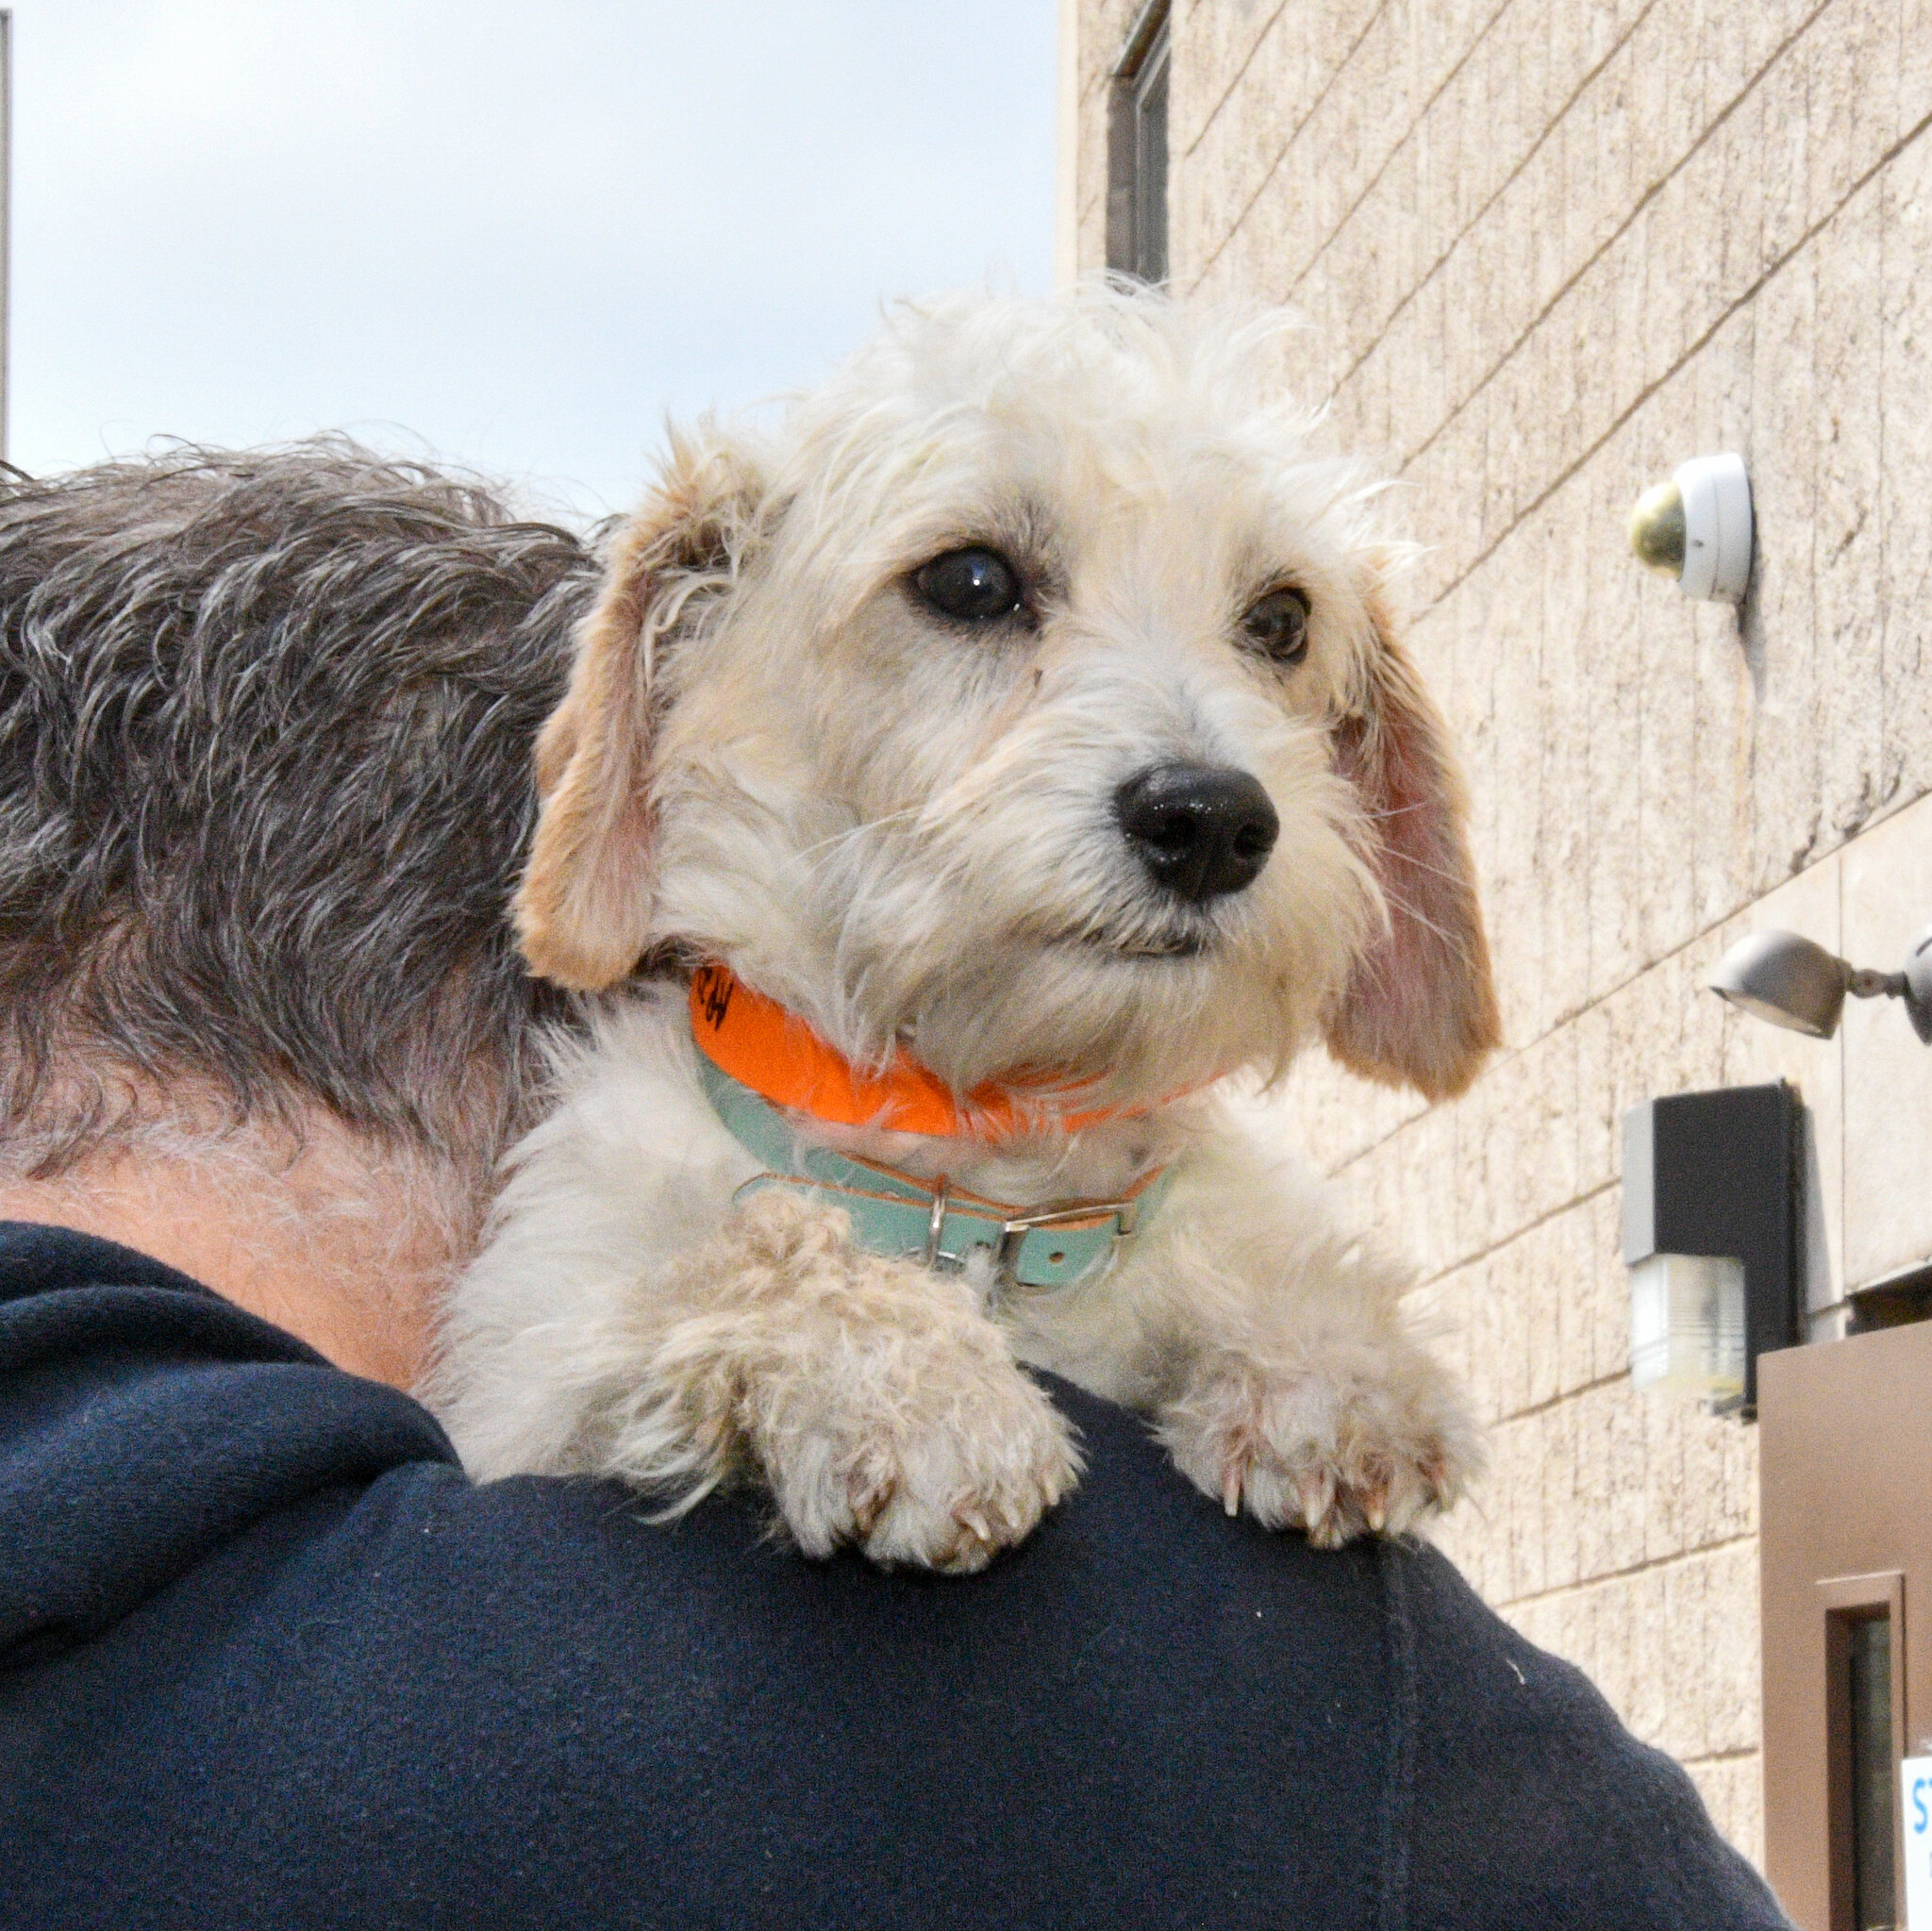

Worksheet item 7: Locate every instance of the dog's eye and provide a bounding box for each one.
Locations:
[1241,587,1311,665]
[914,547,1025,624]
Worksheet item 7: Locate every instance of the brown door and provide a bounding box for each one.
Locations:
[1761,1321,1931,1929]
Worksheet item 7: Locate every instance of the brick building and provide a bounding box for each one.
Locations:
[1057,0,1932,1876]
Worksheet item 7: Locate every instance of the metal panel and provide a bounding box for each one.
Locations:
[1761,1323,1932,1928]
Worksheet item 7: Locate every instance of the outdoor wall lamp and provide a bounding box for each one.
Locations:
[1623,1082,1801,1417]
[1707,926,1932,1042]
[1628,452,1754,602]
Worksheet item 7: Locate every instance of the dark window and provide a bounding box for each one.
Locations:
[1848,1615,1897,1931]
[1846,1259,1932,1334]
[1107,6,1170,285]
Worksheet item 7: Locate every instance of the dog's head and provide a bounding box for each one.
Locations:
[516,291,1498,1109]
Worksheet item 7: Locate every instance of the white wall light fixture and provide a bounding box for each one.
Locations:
[1628,452,1754,602]
[1708,926,1932,1042]
[1623,1083,1801,1417]
[1629,1251,1747,1404]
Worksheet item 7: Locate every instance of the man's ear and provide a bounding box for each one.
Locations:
[513,428,767,990]
[1322,574,1501,1100]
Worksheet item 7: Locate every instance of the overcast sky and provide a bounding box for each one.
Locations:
[10,2,1059,522]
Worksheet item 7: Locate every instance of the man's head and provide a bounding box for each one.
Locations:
[0,444,589,1371]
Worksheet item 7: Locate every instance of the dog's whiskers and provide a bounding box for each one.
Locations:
[787,806,921,869]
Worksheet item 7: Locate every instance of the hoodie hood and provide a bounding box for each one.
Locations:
[0,1222,457,1664]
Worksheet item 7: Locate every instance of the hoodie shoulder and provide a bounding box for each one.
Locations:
[1393,1542,1791,1929]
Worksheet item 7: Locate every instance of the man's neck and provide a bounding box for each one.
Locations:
[0,1116,473,1388]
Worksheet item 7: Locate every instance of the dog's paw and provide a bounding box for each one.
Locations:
[664,1192,1083,1573]
[764,1348,1081,1574]
[1157,1339,1481,1548]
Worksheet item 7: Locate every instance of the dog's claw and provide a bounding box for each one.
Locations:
[1222,1467,1243,1518]
[955,1507,992,1545]
[1298,1470,1335,1537]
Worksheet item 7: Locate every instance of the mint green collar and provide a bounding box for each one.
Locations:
[694,1051,1171,1291]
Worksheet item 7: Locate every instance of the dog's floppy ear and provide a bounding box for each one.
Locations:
[514,429,768,990]
[1322,573,1501,1099]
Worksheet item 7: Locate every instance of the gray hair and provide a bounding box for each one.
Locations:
[0,441,594,1178]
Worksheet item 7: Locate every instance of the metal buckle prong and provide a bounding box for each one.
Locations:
[924,1175,950,1268]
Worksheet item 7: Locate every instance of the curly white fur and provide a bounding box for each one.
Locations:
[426,287,1497,1571]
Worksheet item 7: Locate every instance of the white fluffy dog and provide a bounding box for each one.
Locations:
[427,289,1500,1573]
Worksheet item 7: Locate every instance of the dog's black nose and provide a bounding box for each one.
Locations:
[1113,762,1280,904]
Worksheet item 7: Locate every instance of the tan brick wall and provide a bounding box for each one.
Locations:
[1065,0,1932,1872]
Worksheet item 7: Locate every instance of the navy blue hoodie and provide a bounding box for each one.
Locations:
[0,1222,1790,1928]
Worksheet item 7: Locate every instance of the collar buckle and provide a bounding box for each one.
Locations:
[993,1195,1141,1280]
[919,1180,1143,1282]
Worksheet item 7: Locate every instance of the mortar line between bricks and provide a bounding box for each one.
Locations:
[1181,0,1395,291]
[1399,1179,1619,1294]
[1178,0,1291,163]
[1320,833,1849,1170]
[1191,0,1518,298]
[1677,1747,1765,1768]
[1486,1364,1630,1427]
[1309,773,1932,1182]
[1309,887,1805,1175]
[1300,0,1668,379]
[1413,97,1932,621]
[1382,0,1836,493]
[1489,1532,1760,1612]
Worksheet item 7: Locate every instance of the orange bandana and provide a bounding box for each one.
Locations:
[688,961,1133,1141]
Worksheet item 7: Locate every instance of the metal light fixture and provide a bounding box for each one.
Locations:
[1623,1083,1801,1416]
[1708,926,1932,1042]
[1628,453,1754,602]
